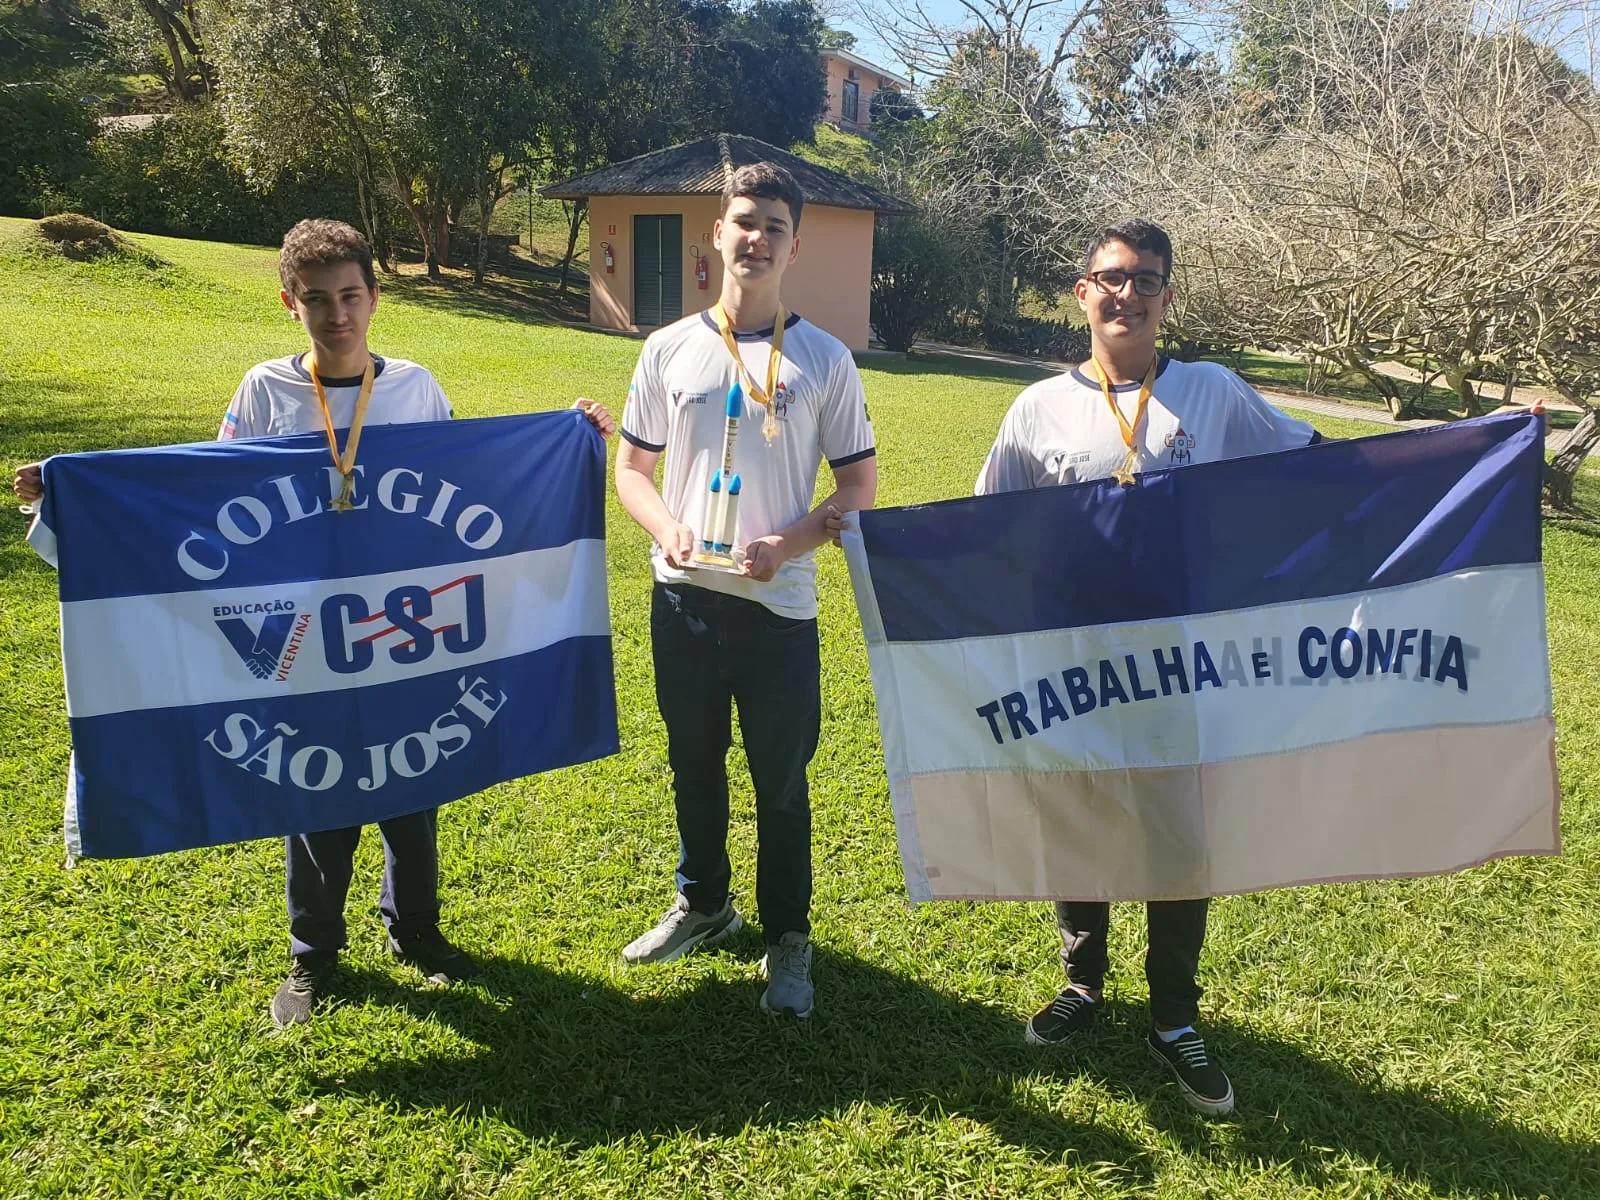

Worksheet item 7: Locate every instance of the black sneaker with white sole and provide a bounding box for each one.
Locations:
[387,928,478,985]
[1025,987,1099,1045]
[271,952,336,1027]
[1147,1029,1235,1116]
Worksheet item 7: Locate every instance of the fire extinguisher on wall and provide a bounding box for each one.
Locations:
[600,241,615,274]
[690,245,709,290]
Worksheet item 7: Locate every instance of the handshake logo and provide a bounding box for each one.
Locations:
[214,600,308,683]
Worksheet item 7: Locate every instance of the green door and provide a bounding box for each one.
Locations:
[633,214,683,327]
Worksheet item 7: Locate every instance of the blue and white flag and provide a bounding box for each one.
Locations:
[842,412,1558,902]
[31,410,618,859]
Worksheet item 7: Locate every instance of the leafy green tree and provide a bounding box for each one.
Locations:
[88,0,217,100]
[870,211,970,352]
[1070,0,1201,132]
[213,0,564,279]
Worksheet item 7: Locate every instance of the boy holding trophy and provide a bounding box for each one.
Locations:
[614,162,877,1017]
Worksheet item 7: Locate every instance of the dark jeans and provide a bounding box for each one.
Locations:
[285,808,440,957]
[1056,898,1209,1028]
[651,582,821,943]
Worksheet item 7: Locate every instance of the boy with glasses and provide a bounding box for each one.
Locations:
[975,219,1320,1115]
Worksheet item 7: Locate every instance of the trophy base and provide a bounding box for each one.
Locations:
[689,549,742,573]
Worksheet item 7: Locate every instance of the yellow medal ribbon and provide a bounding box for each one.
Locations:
[308,353,375,511]
[711,301,787,443]
[1090,356,1158,486]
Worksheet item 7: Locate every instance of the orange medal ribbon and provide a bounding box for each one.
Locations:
[711,301,787,443]
[1090,356,1158,486]
[308,354,375,511]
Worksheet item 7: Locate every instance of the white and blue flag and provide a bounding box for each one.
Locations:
[31,410,618,859]
[842,412,1559,902]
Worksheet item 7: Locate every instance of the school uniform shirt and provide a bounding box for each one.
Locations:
[218,353,451,439]
[975,357,1317,495]
[621,310,876,619]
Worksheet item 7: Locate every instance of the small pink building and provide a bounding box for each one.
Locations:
[820,48,912,132]
[543,134,910,352]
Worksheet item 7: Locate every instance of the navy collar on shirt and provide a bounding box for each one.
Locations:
[699,310,803,340]
[1069,354,1173,390]
[293,352,386,388]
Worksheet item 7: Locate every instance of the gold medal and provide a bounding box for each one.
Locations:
[309,354,374,512]
[1113,446,1141,488]
[1091,356,1158,487]
[711,301,786,443]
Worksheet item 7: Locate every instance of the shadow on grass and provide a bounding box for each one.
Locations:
[317,950,1150,1174]
[315,953,1599,1194]
[381,265,589,329]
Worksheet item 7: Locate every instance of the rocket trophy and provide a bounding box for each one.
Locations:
[690,380,745,572]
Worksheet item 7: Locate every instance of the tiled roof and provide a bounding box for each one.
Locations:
[541,133,912,214]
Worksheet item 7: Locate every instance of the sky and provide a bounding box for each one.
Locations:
[828,0,1598,85]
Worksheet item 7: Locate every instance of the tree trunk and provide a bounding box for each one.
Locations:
[558,199,585,295]
[1501,369,1516,405]
[1445,364,1481,418]
[431,211,449,278]
[1545,406,1599,509]
[140,0,193,100]
[352,170,389,274]
[474,192,491,287]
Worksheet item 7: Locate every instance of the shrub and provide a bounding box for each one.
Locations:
[75,103,364,246]
[979,311,1091,362]
[871,213,971,353]
[0,83,96,217]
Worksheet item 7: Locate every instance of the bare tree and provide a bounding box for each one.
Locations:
[1052,0,1599,458]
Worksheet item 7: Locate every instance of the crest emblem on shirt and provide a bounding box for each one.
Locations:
[1166,427,1196,464]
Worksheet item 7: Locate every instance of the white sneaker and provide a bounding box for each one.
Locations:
[621,894,742,965]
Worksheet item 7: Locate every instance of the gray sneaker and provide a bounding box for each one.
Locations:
[759,931,814,1018]
[622,894,743,965]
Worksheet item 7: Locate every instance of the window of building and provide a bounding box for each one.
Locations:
[841,79,859,124]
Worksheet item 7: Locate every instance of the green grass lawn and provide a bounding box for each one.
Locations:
[2,216,1599,1199]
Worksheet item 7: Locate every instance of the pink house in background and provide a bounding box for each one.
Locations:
[821,47,912,132]
[542,134,910,352]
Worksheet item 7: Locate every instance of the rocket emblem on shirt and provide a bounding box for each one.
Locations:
[1166,427,1196,464]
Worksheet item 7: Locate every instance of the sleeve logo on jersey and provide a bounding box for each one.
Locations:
[1166,427,1197,464]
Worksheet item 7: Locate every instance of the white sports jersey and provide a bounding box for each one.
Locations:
[975,357,1316,495]
[219,353,451,439]
[622,310,876,619]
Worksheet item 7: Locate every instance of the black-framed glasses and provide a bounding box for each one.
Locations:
[1086,269,1168,297]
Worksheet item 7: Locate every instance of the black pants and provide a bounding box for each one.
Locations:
[285,808,440,957]
[651,583,820,942]
[1056,898,1208,1027]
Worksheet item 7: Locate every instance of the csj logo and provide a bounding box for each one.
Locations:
[320,574,488,675]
